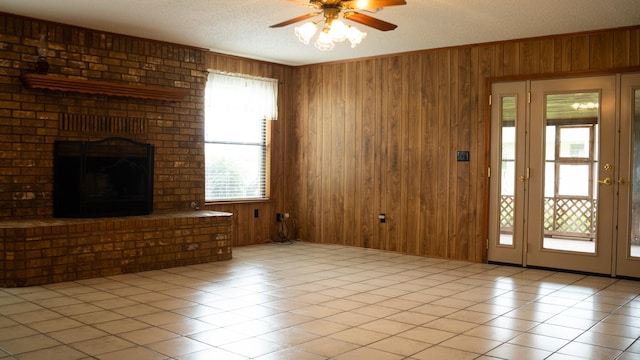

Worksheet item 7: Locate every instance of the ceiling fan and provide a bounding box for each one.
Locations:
[270,0,407,50]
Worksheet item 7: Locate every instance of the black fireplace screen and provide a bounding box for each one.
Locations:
[54,137,154,218]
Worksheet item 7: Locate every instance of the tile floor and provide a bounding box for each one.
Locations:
[1,241,639,359]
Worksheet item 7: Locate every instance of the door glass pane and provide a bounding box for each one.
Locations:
[543,92,599,253]
[558,164,589,196]
[631,89,640,257]
[559,127,590,158]
[499,96,516,246]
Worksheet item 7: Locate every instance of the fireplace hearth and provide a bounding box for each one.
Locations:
[54,137,154,218]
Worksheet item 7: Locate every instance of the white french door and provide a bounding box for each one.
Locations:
[617,73,640,277]
[488,73,640,278]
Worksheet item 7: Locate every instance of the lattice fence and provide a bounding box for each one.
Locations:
[500,196,596,238]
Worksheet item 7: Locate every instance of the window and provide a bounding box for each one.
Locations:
[204,72,278,202]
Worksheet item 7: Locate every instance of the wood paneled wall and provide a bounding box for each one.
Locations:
[285,26,640,262]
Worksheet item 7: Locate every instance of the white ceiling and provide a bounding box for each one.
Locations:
[1,0,639,66]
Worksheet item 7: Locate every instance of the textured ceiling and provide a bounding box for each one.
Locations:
[1,0,639,66]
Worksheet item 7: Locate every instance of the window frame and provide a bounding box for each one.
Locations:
[203,71,277,203]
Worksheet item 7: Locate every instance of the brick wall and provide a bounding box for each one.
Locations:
[0,13,208,220]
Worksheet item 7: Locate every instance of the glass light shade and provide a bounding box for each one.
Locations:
[329,20,348,42]
[314,30,335,51]
[347,26,367,48]
[294,22,317,45]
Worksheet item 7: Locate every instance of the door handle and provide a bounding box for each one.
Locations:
[598,178,612,185]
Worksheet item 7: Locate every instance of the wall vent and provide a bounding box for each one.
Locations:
[61,114,148,135]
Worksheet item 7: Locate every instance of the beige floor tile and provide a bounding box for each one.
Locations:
[290,304,343,318]
[159,318,217,336]
[134,311,190,326]
[146,336,211,357]
[293,319,350,336]
[94,318,151,334]
[333,346,405,360]
[544,314,599,330]
[590,321,640,338]
[369,335,433,357]
[424,317,478,333]
[188,328,251,347]
[527,323,584,340]
[463,325,521,342]
[295,336,360,358]
[16,345,87,360]
[508,332,569,352]
[398,326,456,344]
[119,326,178,345]
[324,311,377,327]
[96,346,167,360]
[258,327,320,346]
[574,330,636,350]
[113,304,159,317]
[71,310,125,324]
[0,324,39,341]
[411,345,479,360]
[70,335,135,356]
[0,334,61,354]
[6,308,61,324]
[486,342,552,360]
[445,309,499,324]
[49,325,108,343]
[254,347,325,360]
[557,341,623,359]
[0,302,44,316]
[440,334,502,354]
[217,337,285,358]
[328,327,389,346]
[485,315,539,331]
[359,318,415,335]
[27,317,84,333]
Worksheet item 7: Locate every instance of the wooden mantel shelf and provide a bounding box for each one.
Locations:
[21,73,189,102]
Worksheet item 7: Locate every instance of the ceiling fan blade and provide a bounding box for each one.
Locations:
[343,12,398,31]
[342,0,406,9]
[270,12,320,28]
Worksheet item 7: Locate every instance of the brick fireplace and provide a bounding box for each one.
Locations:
[0,14,234,286]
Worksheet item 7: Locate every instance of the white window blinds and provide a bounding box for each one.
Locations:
[204,72,278,202]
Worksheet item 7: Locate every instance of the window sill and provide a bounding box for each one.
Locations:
[205,198,271,206]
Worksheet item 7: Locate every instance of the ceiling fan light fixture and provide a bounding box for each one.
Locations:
[347,26,366,48]
[329,19,348,42]
[295,22,318,44]
[314,29,335,51]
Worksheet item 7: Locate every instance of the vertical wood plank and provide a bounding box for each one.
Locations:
[376,58,388,250]
[520,40,540,75]
[613,29,630,68]
[405,52,423,256]
[539,38,555,73]
[344,62,357,247]
[386,57,403,252]
[437,49,451,258]
[421,51,438,257]
[589,32,614,69]
[361,59,376,248]
[571,34,590,70]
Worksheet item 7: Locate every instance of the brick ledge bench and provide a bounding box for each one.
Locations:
[0,211,233,287]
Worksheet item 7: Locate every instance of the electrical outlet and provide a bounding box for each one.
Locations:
[254,209,259,218]
[276,213,282,222]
